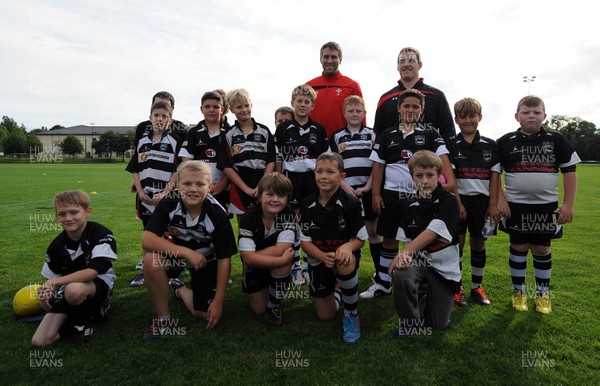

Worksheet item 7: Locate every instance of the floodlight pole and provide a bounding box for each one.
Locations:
[523,76,536,95]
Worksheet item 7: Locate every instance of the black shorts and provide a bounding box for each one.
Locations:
[229,184,258,215]
[49,278,110,320]
[136,195,153,227]
[190,260,218,313]
[376,190,407,238]
[500,202,562,246]
[458,194,492,239]
[241,266,270,293]
[359,190,377,221]
[308,263,336,297]
[287,171,317,210]
[152,240,187,279]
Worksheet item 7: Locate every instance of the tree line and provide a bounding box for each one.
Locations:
[544,115,600,161]
[0,116,134,160]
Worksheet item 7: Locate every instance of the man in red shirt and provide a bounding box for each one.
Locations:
[307,41,364,139]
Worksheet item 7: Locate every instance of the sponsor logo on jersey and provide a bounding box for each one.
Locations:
[159,143,169,152]
[233,145,242,154]
[338,215,346,231]
[239,228,253,237]
[415,135,426,146]
[298,146,309,155]
[542,141,554,154]
[510,146,522,154]
[169,228,182,238]
[339,143,347,152]
[205,148,216,158]
[141,153,148,162]
[401,149,413,159]
[309,134,317,144]
[483,149,492,162]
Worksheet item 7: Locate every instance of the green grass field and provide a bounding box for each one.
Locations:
[1,162,599,385]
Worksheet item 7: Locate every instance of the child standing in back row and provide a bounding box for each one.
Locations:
[447,97,500,307]
[496,95,580,314]
[127,100,182,287]
[180,90,231,212]
[218,89,276,221]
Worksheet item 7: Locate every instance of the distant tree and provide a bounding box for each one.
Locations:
[0,125,8,150]
[112,133,133,161]
[26,134,43,153]
[59,135,84,158]
[1,116,19,133]
[30,127,49,134]
[545,115,600,160]
[50,125,66,131]
[92,131,115,158]
[92,131,132,159]
[3,128,27,154]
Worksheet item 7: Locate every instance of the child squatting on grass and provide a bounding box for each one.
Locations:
[388,150,461,338]
[32,190,117,347]
[141,160,237,340]
[298,152,367,343]
[238,172,296,327]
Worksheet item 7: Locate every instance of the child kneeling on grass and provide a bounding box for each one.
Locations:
[32,190,117,347]
[141,161,237,341]
[299,153,367,343]
[388,150,461,338]
[238,173,296,327]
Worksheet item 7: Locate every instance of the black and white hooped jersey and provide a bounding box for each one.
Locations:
[274,118,329,173]
[179,121,228,184]
[238,205,297,252]
[127,130,181,193]
[330,125,375,188]
[218,119,276,188]
[497,127,580,204]
[447,131,501,196]
[145,194,237,262]
[42,221,118,290]
[395,185,460,289]
[370,125,448,192]
[299,188,368,266]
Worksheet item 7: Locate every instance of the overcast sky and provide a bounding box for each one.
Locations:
[2,0,599,140]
